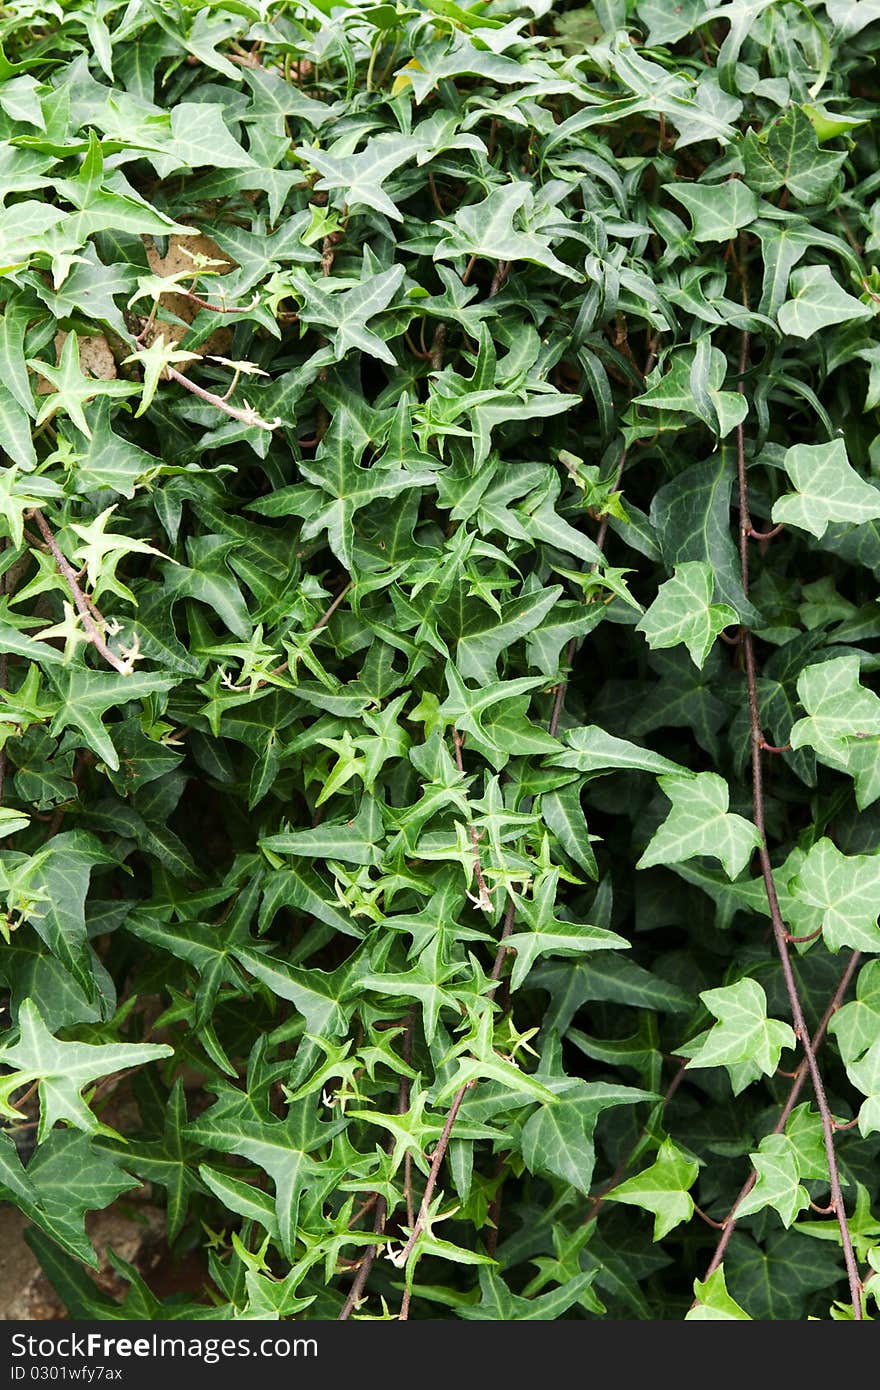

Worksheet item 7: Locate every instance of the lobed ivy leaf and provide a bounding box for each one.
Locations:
[777,266,872,339]
[605,1138,700,1241]
[687,1266,751,1320]
[636,561,737,668]
[741,107,847,203]
[0,999,172,1140]
[638,773,762,879]
[520,1082,656,1195]
[772,441,880,538]
[679,978,796,1090]
[665,180,759,243]
[791,838,880,952]
[735,1134,811,1228]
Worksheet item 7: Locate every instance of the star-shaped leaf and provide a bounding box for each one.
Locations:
[47,668,178,770]
[504,871,627,992]
[289,263,405,366]
[434,182,584,282]
[772,440,880,538]
[123,338,202,415]
[638,772,762,878]
[0,1129,138,1267]
[736,1134,811,1228]
[359,938,468,1044]
[68,504,169,602]
[298,133,416,221]
[29,332,136,438]
[0,468,62,547]
[606,1138,699,1240]
[791,838,880,951]
[251,405,434,570]
[0,999,172,1140]
[679,978,796,1087]
[637,561,737,668]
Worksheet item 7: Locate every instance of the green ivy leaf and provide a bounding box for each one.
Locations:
[605,1138,699,1240]
[28,332,136,439]
[665,180,759,242]
[552,726,687,778]
[791,838,880,951]
[828,960,880,1066]
[741,107,846,202]
[777,266,872,339]
[0,999,172,1140]
[687,1265,751,1320]
[772,441,880,538]
[638,772,762,878]
[521,1082,655,1194]
[0,1130,138,1267]
[735,1134,811,1227]
[679,979,796,1088]
[636,561,737,668]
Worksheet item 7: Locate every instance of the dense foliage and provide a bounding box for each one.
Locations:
[1,0,880,1322]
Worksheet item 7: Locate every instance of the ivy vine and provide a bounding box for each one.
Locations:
[0,0,879,1322]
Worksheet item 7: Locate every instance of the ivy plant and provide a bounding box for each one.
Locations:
[1,0,880,1323]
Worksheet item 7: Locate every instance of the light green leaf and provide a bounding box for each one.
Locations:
[606,1138,699,1240]
[828,960,880,1066]
[772,440,880,538]
[168,103,254,170]
[553,726,688,778]
[735,1134,811,1227]
[665,180,759,242]
[777,266,872,339]
[638,772,761,878]
[0,807,29,838]
[680,978,796,1085]
[29,332,136,440]
[791,838,880,952]
[637,561,737,668]
[0,1000,172,1140]
[789,654,880,807]
[434,182,584,282]
[687,1266,751,1320]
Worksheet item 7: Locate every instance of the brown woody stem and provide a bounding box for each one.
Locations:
[700,951,860,1284]
[734,322,862,1319]
[452,729,493,912]
[185,289,260,315]
[32,510,130,675]
[164,364,279,431]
